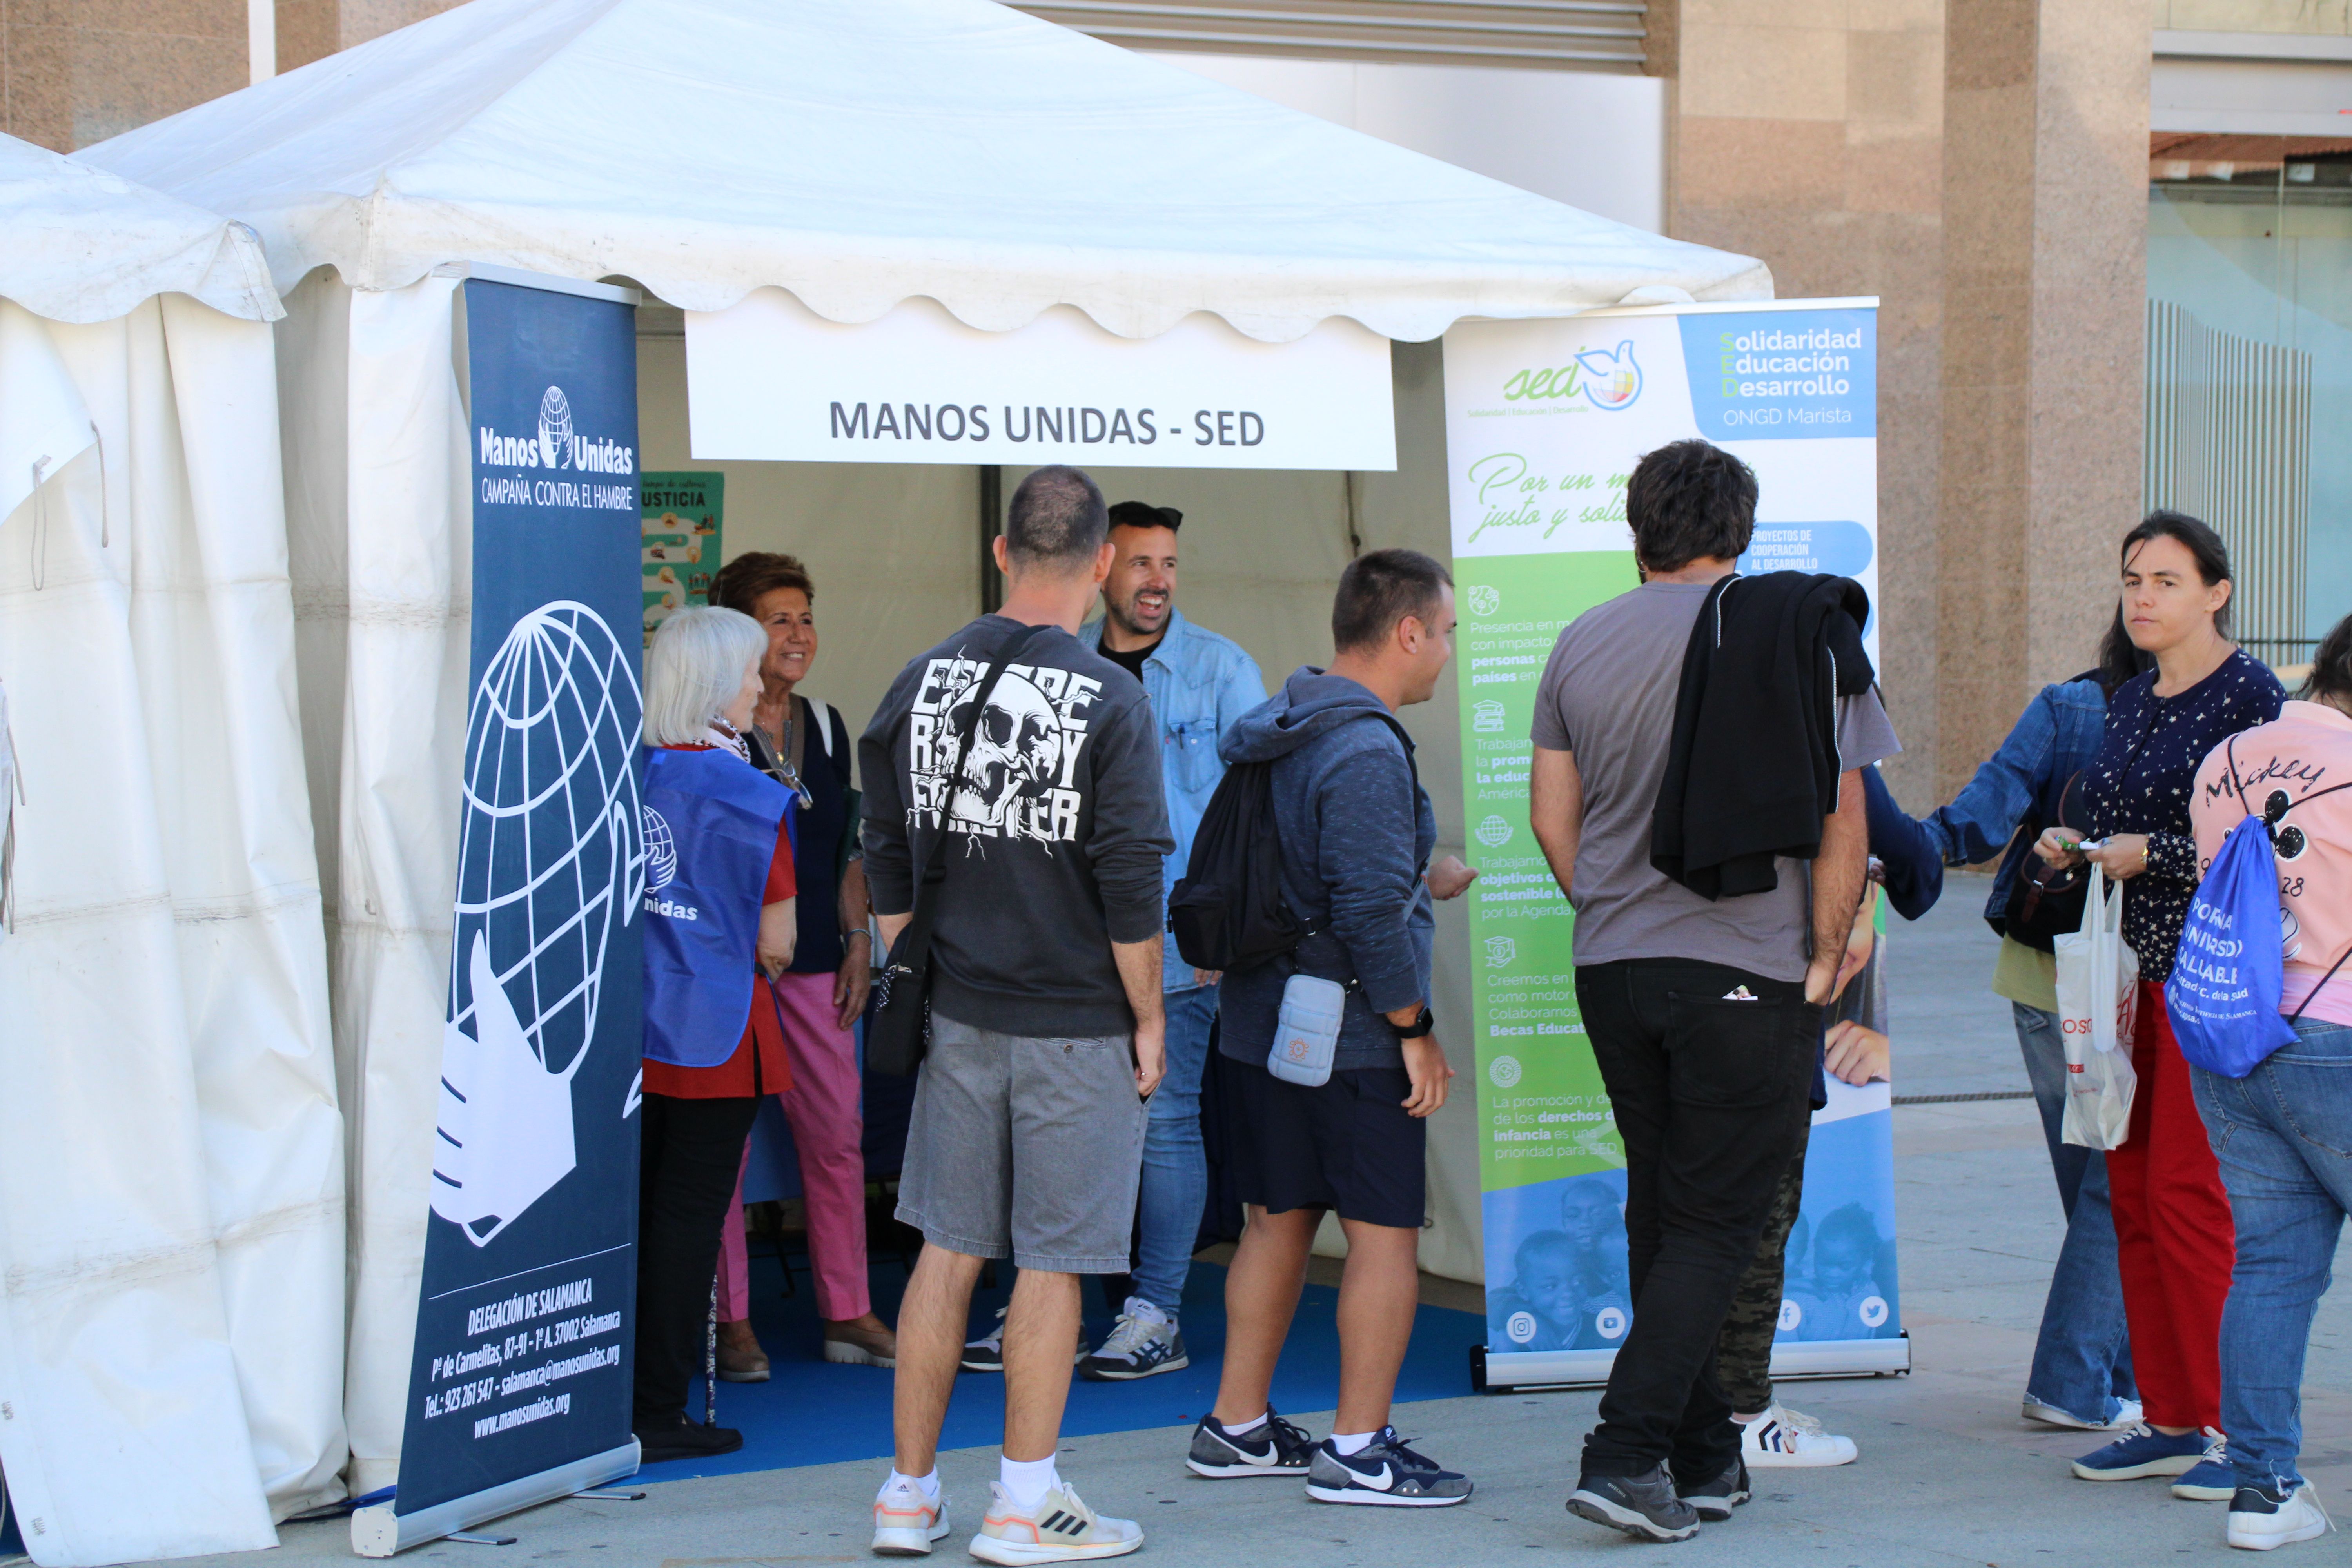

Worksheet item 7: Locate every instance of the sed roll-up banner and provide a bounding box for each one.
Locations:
[1441,300,1909,1390]
[356,270,649,1555]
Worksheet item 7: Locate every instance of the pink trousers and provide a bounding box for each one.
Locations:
[715,969,871,1323]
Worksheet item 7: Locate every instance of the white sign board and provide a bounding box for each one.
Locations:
[686,289,1396,470]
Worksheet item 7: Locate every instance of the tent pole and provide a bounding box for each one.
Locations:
[978,465,1004,614]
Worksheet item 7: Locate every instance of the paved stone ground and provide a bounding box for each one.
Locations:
[154,881,2352,1565]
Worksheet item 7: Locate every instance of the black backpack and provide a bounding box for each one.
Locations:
[1167,712,1415,973]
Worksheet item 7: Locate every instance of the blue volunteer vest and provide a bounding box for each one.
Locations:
[641,746,793,1068]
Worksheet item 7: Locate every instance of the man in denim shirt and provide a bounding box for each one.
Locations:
[1078,500,1266,1379]
[1887,666,2142,1433]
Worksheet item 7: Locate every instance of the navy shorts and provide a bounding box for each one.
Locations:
[1222,1053,1426,1229]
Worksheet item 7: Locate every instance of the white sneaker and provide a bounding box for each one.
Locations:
[1078,1298,1189,1382]
[871,1476,950,1556]
[2227,1480,2335,1551]
[2024,1395,2144,1431]
[1740,1403,1858,1467]
[969,1482,1142,1564]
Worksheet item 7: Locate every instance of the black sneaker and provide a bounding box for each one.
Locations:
[1305,1428,1473,1507]
[1676,1456,1750,1522]
[1185,1406,1317,1478]
[1568,1464,1701,1541]
[633,1416,743,1464]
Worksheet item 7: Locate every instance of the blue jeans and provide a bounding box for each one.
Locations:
[1132,985,1219,1311]
[2192,1018,2352,1493]
[2014,1002,2138,1421]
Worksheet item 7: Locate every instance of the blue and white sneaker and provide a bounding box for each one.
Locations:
[1185,1406,1316,1478]
[2170,1430,2234,1500]
[1079,1298,1189,1382]
[2070,1422,2212,1481]
[1305,1428,1472,1507]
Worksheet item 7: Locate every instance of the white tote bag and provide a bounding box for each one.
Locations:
[2054,862,2141,1149]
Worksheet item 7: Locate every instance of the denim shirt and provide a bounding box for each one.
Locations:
[1918,677,2108,923]
[1084,605,1267,991]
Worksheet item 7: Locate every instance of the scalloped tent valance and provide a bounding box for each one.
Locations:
[76,0,1769,345]
[0,132,281,325]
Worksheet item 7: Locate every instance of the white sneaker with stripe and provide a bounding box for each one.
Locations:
[968,1482,1142,1564]
[1739,1403,1858,1467]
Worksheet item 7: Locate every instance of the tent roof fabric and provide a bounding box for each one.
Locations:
[0,133,283,324]
[77,0,1769,343]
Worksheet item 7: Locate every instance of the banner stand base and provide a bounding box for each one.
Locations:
[1474,1334,1911,1394]
[352,1441,641,1557]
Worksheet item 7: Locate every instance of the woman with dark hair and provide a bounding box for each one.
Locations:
[1884,608,2150,1434]
[2036,511,2284,1499]
[2185,611,2352,1550]
[702,551,894,1376]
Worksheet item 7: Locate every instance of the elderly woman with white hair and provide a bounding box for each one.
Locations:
[632,606,798,1464]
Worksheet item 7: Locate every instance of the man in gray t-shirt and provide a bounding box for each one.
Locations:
[1532,440,1893,1544]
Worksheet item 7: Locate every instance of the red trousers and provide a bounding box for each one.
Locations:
[2104,983,2234,1430]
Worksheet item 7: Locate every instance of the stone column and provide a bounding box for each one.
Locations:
[1650,0,1949,800]
[1939,0,2149,799]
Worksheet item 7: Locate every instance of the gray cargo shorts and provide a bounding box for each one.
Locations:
[894,1010,1147,1274]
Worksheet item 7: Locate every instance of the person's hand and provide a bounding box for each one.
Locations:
[1426,855,1479,900]
[2035,825,2087,868]
[1133,1019,1166,1101]
[1401,1034,1453,1118]
[2085,833,2150,881]
[833,933,872,1029]
[1804,952,1840,1007]
[1192,968,1223,989]
[1824,1020,1890,1086]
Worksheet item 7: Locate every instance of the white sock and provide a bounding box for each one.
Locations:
[1330,1430,1377,1456]
[1123,1295,1170,1326]
[1000,1454,1060,1512]
[884,1469,940,1503]
[1222,1410,1268,1436]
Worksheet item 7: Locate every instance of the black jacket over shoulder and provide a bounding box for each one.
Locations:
[1650,571,1875,900]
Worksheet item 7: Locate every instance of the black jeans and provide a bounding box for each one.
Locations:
[1573,958,1818,1480]
[633,1090,760,1429]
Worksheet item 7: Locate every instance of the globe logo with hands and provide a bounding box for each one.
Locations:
[537,385,574,469]
[434,601,644,1247]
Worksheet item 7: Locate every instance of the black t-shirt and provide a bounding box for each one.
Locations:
[1099,633,1162,686]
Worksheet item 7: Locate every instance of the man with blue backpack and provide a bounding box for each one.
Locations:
[1177,548,1480,1507]
[2182,612,2352,1553]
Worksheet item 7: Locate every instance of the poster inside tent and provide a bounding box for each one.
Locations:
[641,472,724,645]
[1441,301,1906,1381]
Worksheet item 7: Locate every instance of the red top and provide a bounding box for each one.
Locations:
[642,743,798,1100]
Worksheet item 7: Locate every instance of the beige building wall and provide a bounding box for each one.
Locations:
[1649,0,1950,800]
[0,0,246,151]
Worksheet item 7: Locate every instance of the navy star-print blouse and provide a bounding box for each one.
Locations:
[2080,648,2284,982]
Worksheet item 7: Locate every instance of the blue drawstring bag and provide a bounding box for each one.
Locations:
[2167,811,2298,1078]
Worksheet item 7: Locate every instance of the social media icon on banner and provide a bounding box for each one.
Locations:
[1778,1299,1802,1332]
[1595,1307,1629,1340]
[1860,1296,1890,1329]
[1506,1311,1538,1345]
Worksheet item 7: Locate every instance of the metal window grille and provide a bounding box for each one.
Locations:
[2144,299,2311,647]
[1005,0,1647,72]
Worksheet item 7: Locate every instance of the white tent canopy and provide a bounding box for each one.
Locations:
[0,134,279,329]
[81,0,1768,342]
[0,134,345,1567]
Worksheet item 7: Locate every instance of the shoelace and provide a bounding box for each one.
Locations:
[1366,1432,1440,1473]
[1263,1412,1312,1454]
[1773,1405,1827,1436]
[1098,1311,1167,1358]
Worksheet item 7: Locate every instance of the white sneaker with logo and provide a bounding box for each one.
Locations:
[870,1476,950,1557]
[960,1306,1087,1374]
[1078,1298,1189,1382]
[1740,1403,1859,1468]
[968,1482,1142,1564]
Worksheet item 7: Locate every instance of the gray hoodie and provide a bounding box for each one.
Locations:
[1217,667,1436,1072]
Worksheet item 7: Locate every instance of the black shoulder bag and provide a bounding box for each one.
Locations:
[866,624,1051,1076]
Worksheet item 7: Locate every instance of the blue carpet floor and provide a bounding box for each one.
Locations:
[643,1249,1485,1482]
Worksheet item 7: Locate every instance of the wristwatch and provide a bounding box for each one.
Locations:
[1391,1005,1435,1042]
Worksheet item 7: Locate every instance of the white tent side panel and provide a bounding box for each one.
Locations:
[276,272,473,1493]
[0,292,344,1563]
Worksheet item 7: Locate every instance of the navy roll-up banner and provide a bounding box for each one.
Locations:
[369,274,647,1551]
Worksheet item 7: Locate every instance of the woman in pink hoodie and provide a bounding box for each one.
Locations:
[2187,610,2352,1552]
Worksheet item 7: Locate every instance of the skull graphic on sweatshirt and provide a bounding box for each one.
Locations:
[908,652,1100,847]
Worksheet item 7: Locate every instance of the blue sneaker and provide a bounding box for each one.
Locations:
[2169,1430,2233,1500]
[2070,1423,2210,1481]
